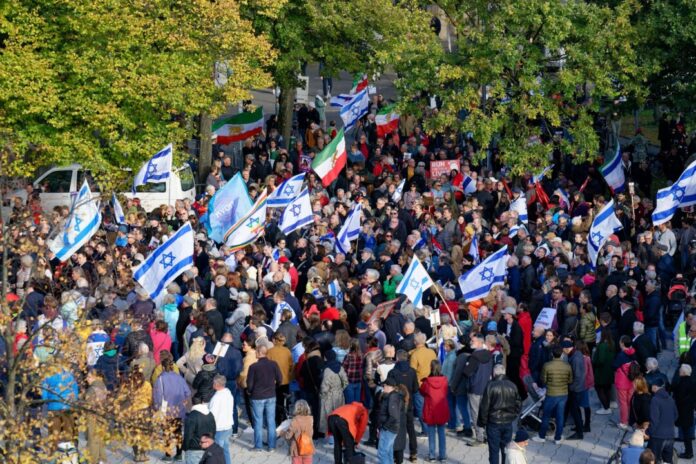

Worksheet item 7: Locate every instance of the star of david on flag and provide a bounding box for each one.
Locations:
[133,144,173,192]
[587,199,623,268]
[133,222,194,299]
[458,245,508,302]
[48,180,102,262]
[652,158,696,226]
[268,173,306,208]
[279,188,313,236]
[340,89,369,132]
[224,191,269,251]
[396,256,434,308]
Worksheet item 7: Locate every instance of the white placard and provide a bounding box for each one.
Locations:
[213,342,229,358]
[367,85,377,95]
[429,308,441,327]
[535,307,557,330]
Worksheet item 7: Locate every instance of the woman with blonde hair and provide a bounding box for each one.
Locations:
[284,400,315,463]
[176,336,205,385]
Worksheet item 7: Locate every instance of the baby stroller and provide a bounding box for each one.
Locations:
[666,277,689,328]
[519,376,553,433]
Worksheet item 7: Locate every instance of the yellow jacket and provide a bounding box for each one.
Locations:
[410,346,437,385]
[268,345,294,385]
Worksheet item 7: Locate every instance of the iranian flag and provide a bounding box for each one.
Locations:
[312,129,347,187]
[212,108,264,144]
[376,105,400,138]
[350,74,368,94]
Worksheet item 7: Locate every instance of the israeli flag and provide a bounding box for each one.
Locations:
[510,196,528,223]
[532,165,553,184]
[271,300,297,331]
[328,279,344,309]
[224,191,268,251]
[133,222,194,299]
[335,203,363,254]
[49,181,102,262]
[461,173,477,194]
[554,188,570,209]
[458,245,508,302]
[112,193,126,225]
[133,144,173,192]
[469,234,480,264]
[340,89,369,132]
[396,256,434,308]
[205,172,253,243]
[652,159,696,226]
[392,179,406,202]
[279,188,313,235]
[600,143,625,193]
[268,173,306,208]
[509,223,527,239]
[330,94,352,108]
[587,199,623,268]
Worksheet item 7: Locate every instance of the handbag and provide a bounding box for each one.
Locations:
[296,432,314,456]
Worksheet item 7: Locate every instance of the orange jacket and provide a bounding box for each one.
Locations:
[329,402,369,443]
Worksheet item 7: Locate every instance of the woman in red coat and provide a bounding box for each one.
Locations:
[419,360,450,461]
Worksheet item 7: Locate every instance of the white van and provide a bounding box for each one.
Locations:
[3,164,196,215]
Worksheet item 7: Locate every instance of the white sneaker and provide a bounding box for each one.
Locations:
[531,436,546,443]
[618,423,631,431]
[610,401,618,409]
[596,408,612,415]
[554,439,563,445]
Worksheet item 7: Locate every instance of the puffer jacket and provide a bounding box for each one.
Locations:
[419,375,450,426]
[192,364,218,403]
[578,312,596,344]
[477,374,521,426]
[541,358,572,397]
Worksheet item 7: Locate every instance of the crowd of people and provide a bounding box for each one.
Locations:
[3,99,696,464]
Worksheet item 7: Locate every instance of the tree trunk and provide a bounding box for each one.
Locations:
[279,85,296,150]
[198,112,213,185]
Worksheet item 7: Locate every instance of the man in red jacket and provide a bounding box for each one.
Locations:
[327,402,369,464]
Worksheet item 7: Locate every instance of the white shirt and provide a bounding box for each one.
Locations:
[209,387,234,431]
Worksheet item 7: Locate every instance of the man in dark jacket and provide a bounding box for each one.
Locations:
[528,325,548,385]
[183,397,217,463]
[216,333,243,434]
[464,333,493,446]
[633,321,657,370]
[478,364,521,464]
[647,377,678,463]
[498,307,525,398]
[520,256,538,303]
[643,280,662,349]
[199,433,226,464]
[564,340,587,440]
[247,345,282,451]
[121,321,154,362]
[617,298,638,342]
[386,350,419,460]
[449,342,473,438]
[383,306,406,347]
[204,298,225,341]
[129,288,156,323]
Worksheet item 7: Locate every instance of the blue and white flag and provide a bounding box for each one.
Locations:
[271,300,297,331]
[330,94,352,108]
[340,89,369,132]
[554,188,570,209]
[458,245,508,302]
[279,188,313,235]
[133,144,173,192]
[510,196,528,223]
[204,172,253,243]
[396,256,434,308]
[328,279,344,309]
[224,191,268,251]
[461,173,477,194]
[133,222,194,299]
[412,235,427,251]
[335,203,363,254]
[587,200,623,268]
[600,143,625,193]
[509,223,527,239]
[652,159,696,226]
[49,181,102,262]
[268,173,305,208]
[469,234,480,264]
[532,165,553,184]
[112,193,126,225]
[392,179,406,202]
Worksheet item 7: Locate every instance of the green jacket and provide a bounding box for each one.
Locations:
[578,312,596,344]
[592,341,615,386]
[541,358,572,397]
[383,274,403,301]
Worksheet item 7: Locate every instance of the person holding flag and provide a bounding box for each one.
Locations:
[587,199,624,268]
[458,245,508,302]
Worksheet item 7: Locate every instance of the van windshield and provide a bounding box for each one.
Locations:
[179,165,195,192]
[135,182,166,193]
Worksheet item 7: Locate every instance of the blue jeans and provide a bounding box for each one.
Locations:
[344,382,361,404]
[539,395,567,440]
[487,422,513,464]
[215,428,232,464]
[185,450,204,464]
[228,382,240,434]
[427,424,446,460]
[251,397,277,449]
[456,394,472,429]
[447,392,471,429]
[646,327,658,351]
[378,429,397,464]
[413,391,426,432]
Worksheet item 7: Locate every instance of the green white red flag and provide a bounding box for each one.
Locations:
[350,74,368,94]
[376,104,400,138]
[212,108,263,144]
[312,129,347,187]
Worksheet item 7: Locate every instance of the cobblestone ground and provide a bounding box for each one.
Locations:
[93,348,689,464]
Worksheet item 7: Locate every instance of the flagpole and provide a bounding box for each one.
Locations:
[432,284,463,335]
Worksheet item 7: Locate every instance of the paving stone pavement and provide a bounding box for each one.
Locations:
[96,347,690,463]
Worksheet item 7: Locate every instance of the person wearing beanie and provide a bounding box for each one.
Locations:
[505,429,530,464]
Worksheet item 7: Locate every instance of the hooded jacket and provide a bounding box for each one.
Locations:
[419,375,450,426]
[379,389,404,433]
[183,404,217,450]
[386,361,419,407]
[613,347,636,390]
[192,364,218,403]
[94,349,129,391]
[463,348,493,395]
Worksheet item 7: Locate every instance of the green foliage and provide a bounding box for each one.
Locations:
[0,0,277,177]
[397,0,647,174]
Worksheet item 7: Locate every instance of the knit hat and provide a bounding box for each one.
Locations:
[514,429,530,443]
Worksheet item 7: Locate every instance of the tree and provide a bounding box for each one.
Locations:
[396,0,647,173]
[241,0,439,145]
[0,0,277,178]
